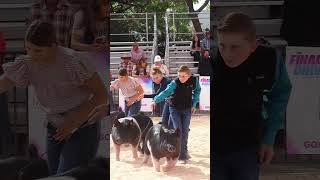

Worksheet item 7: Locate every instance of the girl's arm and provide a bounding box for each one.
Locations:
[127,83,144,106]
[54,72,108,141]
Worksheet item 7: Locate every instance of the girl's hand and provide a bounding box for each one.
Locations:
[151,101,156,110]
[191,107,197,114]
[54,119,80,141]
[127,97,135,106]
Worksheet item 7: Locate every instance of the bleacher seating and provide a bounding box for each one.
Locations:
[110,41,154,79]
[212,0,287,49]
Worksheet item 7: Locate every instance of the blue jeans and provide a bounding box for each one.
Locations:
[125,100,141,116]
[212,148,260,180]
[161,102,173,129]
[169,106,191,160]
[46,122,100,175]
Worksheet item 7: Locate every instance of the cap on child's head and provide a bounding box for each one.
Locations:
[154,55,161,62]
[121,53,131,59]
[205,28,210,32]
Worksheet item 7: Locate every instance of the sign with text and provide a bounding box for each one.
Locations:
[286,46,320,154]
[199,76,210,111]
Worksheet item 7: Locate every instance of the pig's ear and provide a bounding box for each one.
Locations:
[174,128,180,137]
[160,125,165,134]
[114,119,121,127]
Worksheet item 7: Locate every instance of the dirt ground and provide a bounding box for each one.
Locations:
[109,114,210,180]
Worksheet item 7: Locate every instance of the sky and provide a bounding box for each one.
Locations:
[194,0,209,11]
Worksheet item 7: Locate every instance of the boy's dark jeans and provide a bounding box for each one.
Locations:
[46,122,100,175]
[212,147,260,180]
[169,106,191,160]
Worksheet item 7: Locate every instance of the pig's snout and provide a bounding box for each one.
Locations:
[167,145,176,153]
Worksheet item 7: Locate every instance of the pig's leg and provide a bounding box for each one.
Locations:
[143,154,149,164]
[139,141,144,157]
[165,157,171,166]
[151,155,160,172]
[147,141,160,172]
[131,145,139,160]
[171,157,178,167]
[113,142,121,161]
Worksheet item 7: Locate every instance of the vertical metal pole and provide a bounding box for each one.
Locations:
[173,12,176,42]
[146,13,149,42]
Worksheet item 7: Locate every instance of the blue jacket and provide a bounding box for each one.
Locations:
[261,52,292,145]
[154,77,201,108]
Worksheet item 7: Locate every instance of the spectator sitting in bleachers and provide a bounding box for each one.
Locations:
[119,53,134,76]
[130,41,145,64]
[30,0,78,47]
[71,0,108,52]
[150,55,169,76]
[133,57,150,78]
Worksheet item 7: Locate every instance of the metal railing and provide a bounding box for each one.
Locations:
[164,13,170,69]
[110,13,156,43]
[150,13,158,63]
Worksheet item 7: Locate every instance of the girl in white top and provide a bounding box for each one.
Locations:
[0,21,107,175]
[110,68,144,116]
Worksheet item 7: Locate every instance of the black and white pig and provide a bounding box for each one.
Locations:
[111,112,153,161]
[143,123,181,172]
[0,144,49,180]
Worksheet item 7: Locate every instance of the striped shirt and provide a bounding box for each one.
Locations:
[2,46,97,127]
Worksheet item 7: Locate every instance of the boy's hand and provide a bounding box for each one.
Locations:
[191,107,197,114]
[259,144,274,166]
[151,101,156,110]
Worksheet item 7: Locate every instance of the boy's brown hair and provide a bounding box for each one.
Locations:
[217,12,256,41]
[151,67,163,76]
[177,65,191,75]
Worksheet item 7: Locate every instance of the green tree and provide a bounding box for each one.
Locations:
[110,0,210,56]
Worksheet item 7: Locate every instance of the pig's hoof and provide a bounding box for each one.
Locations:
[154,167,160,172]
[161,165,170,172]
[116,157,120,161]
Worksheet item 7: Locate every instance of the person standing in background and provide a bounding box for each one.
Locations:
[71,0,108,52]
[190,34,201,67]
[30,0,77,47]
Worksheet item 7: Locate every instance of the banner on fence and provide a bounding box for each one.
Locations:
[286,46,320,154]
